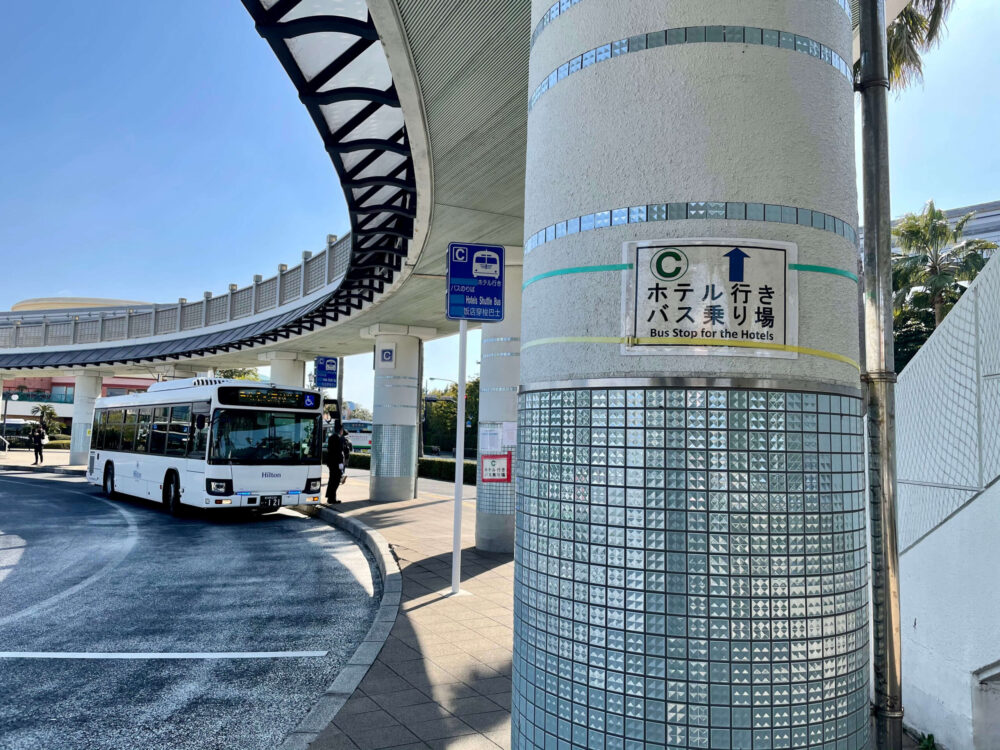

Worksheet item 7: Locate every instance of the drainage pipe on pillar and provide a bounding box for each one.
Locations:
[858,1,903,747]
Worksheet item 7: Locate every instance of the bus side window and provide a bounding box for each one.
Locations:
[166,405,191,457]
[92,410,106,450]
[121,409,138,453]
[135,409,152,454]
[150,407,169,455]
[189,402,210,460]
[105,410,124,451]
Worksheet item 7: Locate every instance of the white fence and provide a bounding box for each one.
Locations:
[0,234,353,349]
[896,256,1000,550]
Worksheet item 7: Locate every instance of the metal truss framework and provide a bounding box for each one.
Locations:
[0,0,414,370]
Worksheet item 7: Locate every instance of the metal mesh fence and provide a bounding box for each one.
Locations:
[896,258,1000,549]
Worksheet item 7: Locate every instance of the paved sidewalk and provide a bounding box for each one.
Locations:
[0,448,77,470]
[309,475,513,750]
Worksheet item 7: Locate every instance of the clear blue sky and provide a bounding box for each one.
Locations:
[1,1,996,408]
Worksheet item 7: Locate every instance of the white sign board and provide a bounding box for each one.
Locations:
[623,238,798,357]
[481,453,511,483]
[479,425,502,452]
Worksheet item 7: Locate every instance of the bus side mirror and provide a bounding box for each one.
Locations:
[196,415,207,431]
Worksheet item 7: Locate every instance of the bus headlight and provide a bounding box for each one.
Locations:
[206,479,233,496]
[305,478,322,493]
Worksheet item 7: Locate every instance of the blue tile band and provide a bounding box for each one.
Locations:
[530,26,851,113]
[525,202,858,253]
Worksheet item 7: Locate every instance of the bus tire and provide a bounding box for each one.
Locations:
[164,472,184,517]
[102,463,116,498]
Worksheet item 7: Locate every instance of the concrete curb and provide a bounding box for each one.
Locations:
[283,504,401,750]
[0,463,87,477]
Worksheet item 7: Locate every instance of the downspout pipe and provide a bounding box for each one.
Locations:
[858,1,903,748]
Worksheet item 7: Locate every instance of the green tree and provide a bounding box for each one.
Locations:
[892,200,996,327]
[893,304,935,372]
[350,406,373,422]
[423,377,479,456]
[215,368,260,380]
[31,404,62,434]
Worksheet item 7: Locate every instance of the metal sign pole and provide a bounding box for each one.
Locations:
[336,357,344,416]
[859,0,903,746]
[452,319,468,595]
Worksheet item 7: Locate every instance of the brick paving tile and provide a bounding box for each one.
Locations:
[486,692,511,711]
[461,711,512,733]
[306,479,512,750]
[424,735,503,750]
[335,709,400,733]
[339,695,381,715]
[383,701,454,725]
[407,717,478,741]
[341,725,422,750]
[369,688,433,710]
[444,695,507,717]
[483,730,512,750]
[426,682,482,704]
[309,727,360,750]
[469,677,513,696]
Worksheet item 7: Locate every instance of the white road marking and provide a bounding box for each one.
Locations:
[0,651,328,660]
[0,476,139,628]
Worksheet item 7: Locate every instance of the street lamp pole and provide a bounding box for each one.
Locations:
[1,393,19,443]
[859,1,903,747]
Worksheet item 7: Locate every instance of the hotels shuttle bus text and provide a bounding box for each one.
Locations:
[86,378,324,514]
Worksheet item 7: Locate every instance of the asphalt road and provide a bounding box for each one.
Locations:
[0,470,380,750]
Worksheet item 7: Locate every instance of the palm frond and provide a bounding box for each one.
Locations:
[911,0,955,44]
[887,4,929,89]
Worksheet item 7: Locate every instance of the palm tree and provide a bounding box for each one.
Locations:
[892,200,997,326]
[31,403,60,433]
[858,0,956,90]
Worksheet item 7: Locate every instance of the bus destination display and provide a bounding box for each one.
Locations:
[218,387,320,410]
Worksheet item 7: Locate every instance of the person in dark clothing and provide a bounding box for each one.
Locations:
[31,426,46,465]
[325,425,352,504]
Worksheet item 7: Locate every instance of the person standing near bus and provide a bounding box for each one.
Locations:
[31,426,46,465]
[325,424,352,504]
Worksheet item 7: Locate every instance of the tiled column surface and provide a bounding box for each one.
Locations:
[371,334,421,502]
[513,385,868,749]
[518,0,865,746]
[478,261,524,553]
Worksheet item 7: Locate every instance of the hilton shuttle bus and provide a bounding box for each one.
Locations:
[86,378,324,514]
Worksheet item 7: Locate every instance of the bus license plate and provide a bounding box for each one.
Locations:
[261,495,282,509]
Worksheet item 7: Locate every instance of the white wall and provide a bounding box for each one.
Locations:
[899,482,1000,749]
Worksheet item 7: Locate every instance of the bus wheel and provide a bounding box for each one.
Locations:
[164,473,184,517]
[102,464,116,498]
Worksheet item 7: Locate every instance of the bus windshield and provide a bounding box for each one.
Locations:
[209,410,321,465]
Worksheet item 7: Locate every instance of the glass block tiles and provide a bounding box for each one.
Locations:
[512,386,870,750]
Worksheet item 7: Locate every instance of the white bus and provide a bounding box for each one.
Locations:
[342,418,372,449]
[86,378,324,515]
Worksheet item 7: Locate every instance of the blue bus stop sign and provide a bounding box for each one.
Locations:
[314,356,338,388]
[446,242,504,322]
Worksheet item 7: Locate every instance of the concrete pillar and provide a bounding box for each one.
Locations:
[363,324,434,501]
[69,372,103,465]
[476,254,523,553]
[0,374,6,448]
[261,352,306,387]
[515,4,866,749]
